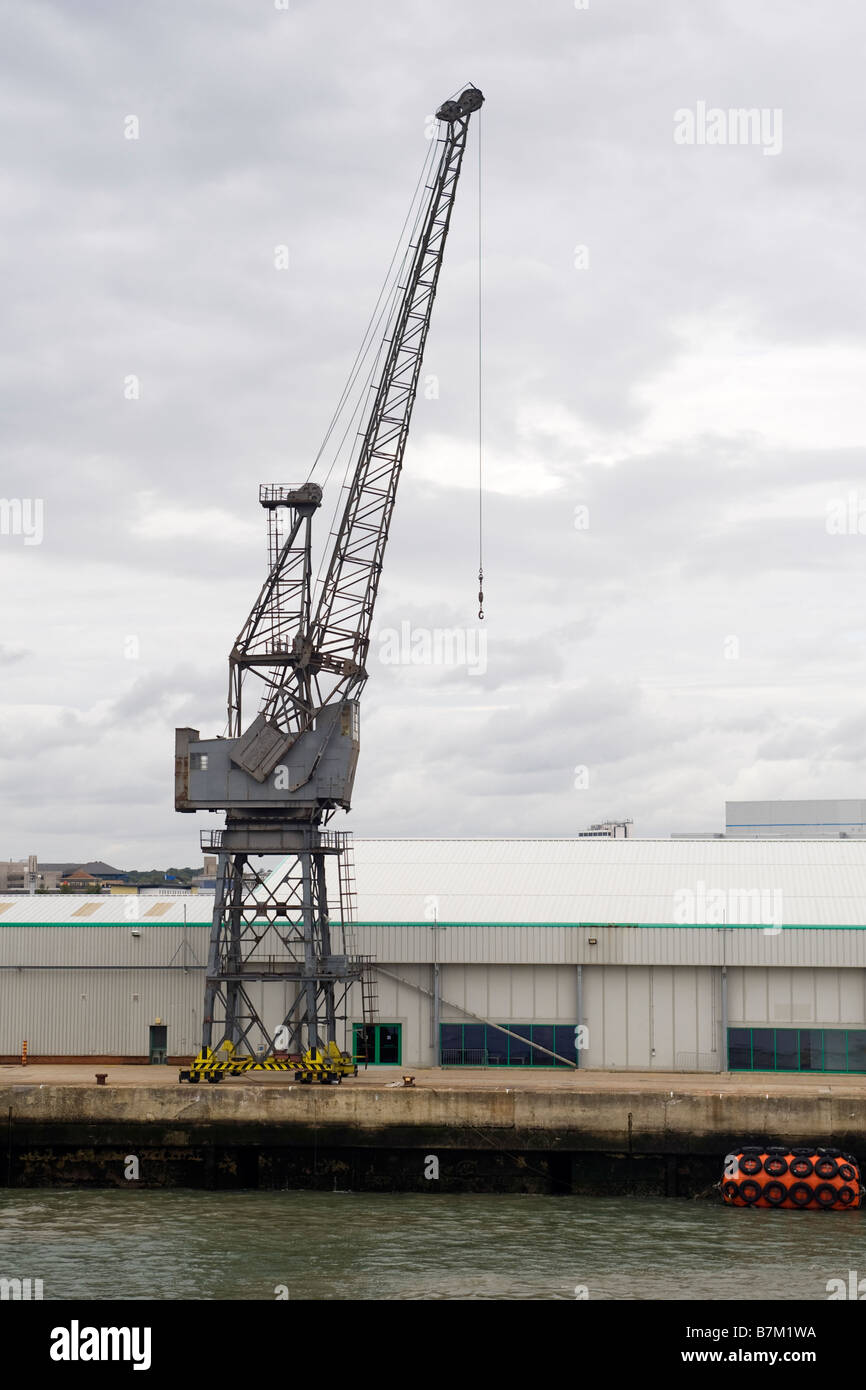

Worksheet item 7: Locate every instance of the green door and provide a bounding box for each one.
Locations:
[149,1024,167,1064]
[353,1023,401,1066]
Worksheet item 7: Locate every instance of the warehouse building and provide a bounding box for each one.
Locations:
[3,838,866,1074]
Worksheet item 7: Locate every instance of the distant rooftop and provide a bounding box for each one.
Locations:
[674,799,866,840]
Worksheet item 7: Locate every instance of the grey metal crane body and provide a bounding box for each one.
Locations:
[174,85,483,1061]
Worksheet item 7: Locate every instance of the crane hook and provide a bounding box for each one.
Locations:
[477,567,484,621]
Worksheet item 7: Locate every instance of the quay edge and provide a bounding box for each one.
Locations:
[3,1077,866,1196]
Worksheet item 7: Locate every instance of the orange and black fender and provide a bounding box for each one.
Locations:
[721,1146,861,1210]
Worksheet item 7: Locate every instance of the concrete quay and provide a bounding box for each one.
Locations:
[3,1066,864,1195]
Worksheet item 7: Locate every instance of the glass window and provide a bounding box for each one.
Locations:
[554,1025,578,1066]
[462,1023,486,1065]
[847,1031,866,1073]
[775,1029,798,1070]
[486,1027,508,1065]
[728,1028,751,1070]
[752,1028,775,1070]
[506,1025,532,1065]
[440,1024,461,1057]
[799,1029,823,1071]
[529,1025,554,1066]
[824,1030,847,1071]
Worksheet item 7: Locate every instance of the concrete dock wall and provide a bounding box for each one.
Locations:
[3,1079,865,1195]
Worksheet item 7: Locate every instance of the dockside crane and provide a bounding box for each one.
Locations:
[174,85,484,1082]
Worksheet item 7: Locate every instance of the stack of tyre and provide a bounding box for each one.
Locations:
[722,1146,862,1210]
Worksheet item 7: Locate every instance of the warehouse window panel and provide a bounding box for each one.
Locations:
[439,1023,578,1068]
[727,1028,752,1070]
[824,1031,847,1071]
[752,1028,775,1070]
[529,1024,554,1064]
[728,1028,866,1074]
[799,1029,823,1071]
[848,1031,866,1072]
[775,1028,798,1070]
[507,1025,532,1066]
[461,1023,486,1066]
[553,1025,578,1065]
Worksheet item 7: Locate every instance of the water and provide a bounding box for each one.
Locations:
[1,1190,864,1300]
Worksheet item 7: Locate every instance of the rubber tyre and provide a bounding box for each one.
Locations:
[818,1147,842,1158]
[815,1158,838,1180]
[789,1157,813,1178]
[789,1181,813,1207]
[188,1073,200,1084]
[739,1155,763,1176]
[838,1162,857,1183]
[764,1181,786,1205]
[764,1156,788,1177]
[836,1185,857,1206]
[791,1147,814,1156]
[814,1182,838,1208]
[722,1181,740,1201]
[739,1179,762,1204]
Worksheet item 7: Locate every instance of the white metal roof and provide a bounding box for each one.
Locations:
[345,838,866,926]
[3,838,866,927]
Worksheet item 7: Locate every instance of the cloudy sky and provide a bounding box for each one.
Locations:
[2,0,866,866]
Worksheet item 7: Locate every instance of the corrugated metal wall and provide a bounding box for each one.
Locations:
[727,966,866,1027]
[582,965,720,1070]
[355,923,866,967]
[4,921,866,1068]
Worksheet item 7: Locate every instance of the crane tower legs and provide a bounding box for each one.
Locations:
[197,831,374,1072]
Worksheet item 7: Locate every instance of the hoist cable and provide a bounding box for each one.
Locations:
[311,130,444,587]
[306,135,439,484]
[476,110,485,622]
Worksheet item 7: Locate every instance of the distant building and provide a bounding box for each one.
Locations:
[0,858,39,893]
[725,799,866,839]
[674,800,866,840]
[578,820,632,839]
[192,855,218,891]
[34,861,129,892]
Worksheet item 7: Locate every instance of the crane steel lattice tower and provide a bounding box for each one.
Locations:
[175,86,483,1075]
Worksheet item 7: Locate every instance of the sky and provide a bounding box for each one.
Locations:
[2,0,866,866]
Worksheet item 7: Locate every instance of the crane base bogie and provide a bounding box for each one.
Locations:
[179,1043,357,1084]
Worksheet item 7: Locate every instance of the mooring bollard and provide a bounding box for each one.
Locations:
[95,1073,108,1086]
